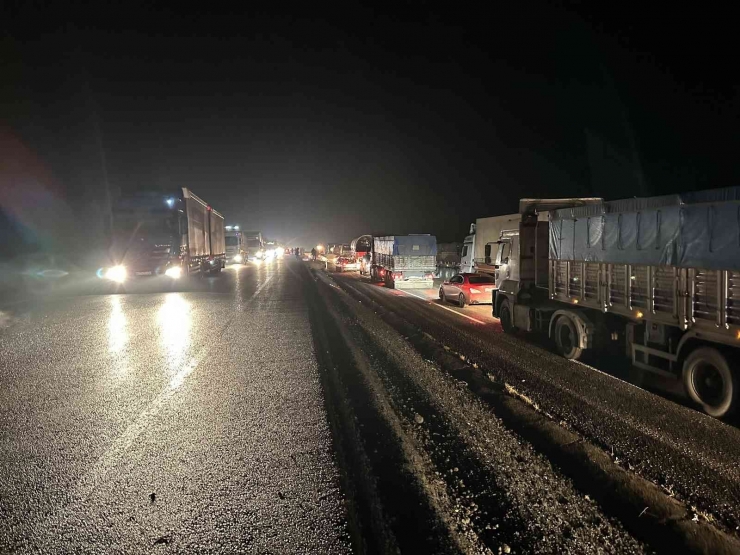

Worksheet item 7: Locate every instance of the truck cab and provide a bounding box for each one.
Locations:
[493,230,518,293]
[225,226,245,264]
[460,223,476,274]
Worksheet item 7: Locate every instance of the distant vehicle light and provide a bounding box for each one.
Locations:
[225,226,233,230]
[234,225,239,230]
[257,250,264,258]
[165,266,183,279]
[233,254,243,263]
[166,197,175,207]
[105,265,127,283]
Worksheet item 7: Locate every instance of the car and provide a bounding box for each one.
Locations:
[336,257,360,272]
[439,273,496,307]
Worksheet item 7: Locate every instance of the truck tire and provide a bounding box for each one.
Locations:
[499,299,516,333]
[682,347,737,418]
[554,316,583,360]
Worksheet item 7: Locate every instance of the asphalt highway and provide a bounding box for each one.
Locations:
[2,257,740,553]
[0,259,349,553]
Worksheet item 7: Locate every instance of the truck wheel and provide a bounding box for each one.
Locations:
[554,316,583,360]
[499,299,516,333]
[458,293,466,308]
[683,347,737,418]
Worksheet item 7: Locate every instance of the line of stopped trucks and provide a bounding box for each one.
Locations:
[352,187,740,419]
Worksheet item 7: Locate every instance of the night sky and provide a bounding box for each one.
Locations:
[1,3,738,250]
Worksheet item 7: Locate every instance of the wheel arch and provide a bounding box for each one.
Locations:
[548,309,595,350]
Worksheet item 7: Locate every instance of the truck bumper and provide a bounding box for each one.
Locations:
[392,280,434,290]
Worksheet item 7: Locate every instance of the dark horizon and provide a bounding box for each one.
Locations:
[1,4,738,248]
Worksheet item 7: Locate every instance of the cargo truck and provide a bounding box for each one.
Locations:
[492,189,740,418]
[243,231,264,260]
[105,187,225,282]
[460,213,548,277]
[225,226,245,264]
[370,235,437,289]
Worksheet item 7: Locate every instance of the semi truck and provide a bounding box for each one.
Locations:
[243,231,264,260]
[225,226,245,264]
[460,213,547,276]
[370,235,437,289]
[492,189,740,418]
[105,188,225,281]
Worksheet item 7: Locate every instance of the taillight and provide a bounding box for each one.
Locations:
[379,269,386,276]
[392,272,403,279]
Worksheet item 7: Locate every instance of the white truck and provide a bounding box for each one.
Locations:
[243,231,264,260]
[461,214,536,276]
[493,190,740,418]
[225,226,246,264]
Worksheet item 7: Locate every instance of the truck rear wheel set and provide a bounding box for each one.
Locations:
[682,347,737,418]
[553,316,583,361]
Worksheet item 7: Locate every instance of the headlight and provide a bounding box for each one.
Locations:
[105,265,127,283]
[257,250,264,258]
[165,266,182,279]
[233,254,243,263]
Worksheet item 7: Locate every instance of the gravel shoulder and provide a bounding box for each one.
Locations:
[304,264,650,553]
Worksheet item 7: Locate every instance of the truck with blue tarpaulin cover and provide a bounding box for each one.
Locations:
[492,187,740,418]
[370,235,437,289]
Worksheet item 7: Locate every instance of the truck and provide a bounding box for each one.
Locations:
[105,187,225,281]
[225,225,245,264]
[351,235,373,275]
[369,235,437,289]
[460,213,545,276]
[492,189,740,418]
[437,242,462,268]
[243,231,264,260]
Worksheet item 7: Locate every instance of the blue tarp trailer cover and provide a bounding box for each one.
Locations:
[374,235,438,256]
[549,186,740,271]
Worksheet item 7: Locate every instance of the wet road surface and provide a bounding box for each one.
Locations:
[2,258,740,553]
[0,259,349,553]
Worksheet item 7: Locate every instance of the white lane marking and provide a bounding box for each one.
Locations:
[41,275,275,525]
[399,290,488,325]
[570,358,645,390]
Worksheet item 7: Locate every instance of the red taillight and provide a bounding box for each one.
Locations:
[379,269,385,276]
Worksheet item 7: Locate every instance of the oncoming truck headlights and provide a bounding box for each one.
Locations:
[103,265,127,283]
[165,266,183,279]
